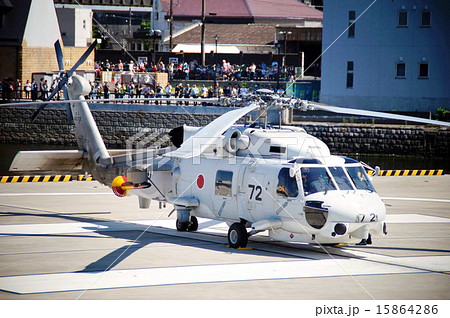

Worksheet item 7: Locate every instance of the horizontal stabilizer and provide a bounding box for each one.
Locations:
[10,150,84,172]
[167,196,199,207]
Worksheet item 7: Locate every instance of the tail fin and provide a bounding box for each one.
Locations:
[67,75,113,168]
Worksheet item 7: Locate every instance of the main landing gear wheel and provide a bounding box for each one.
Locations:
[176,219,188,231]
[227,223,248,249]
[187,215,198,232]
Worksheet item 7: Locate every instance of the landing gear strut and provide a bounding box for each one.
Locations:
[227,222,248,248]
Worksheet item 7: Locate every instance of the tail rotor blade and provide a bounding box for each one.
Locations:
[63,87,73,123]
[54,40,64,72]
[31,103,48,122]
[63,85,69,101]
[67,39,97,77]
[30,76,69,121]
[45,84,62,103]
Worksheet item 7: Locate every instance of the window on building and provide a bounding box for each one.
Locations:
[419,62,429,78]
[215,170,233,196]
[348,10,355,38]
[346,61,354,88]
[396,62,406,78]
[398,10,408,27]
[421,10,431,27]
[83,20,86,29]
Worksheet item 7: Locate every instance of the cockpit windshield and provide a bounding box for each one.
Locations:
[346,166,376,192]
[301,167,336,196]
[328,166,354,190]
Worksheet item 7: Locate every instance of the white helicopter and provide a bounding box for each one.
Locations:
[6,41,450,249]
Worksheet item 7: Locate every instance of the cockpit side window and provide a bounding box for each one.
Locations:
[346,166,376,192]
[329,166,354,190]
[301,167,336,196]
[276,167,299,198]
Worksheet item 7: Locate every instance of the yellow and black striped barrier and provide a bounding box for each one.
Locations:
[77,175,94,181]
[0,175,95,183]
[367,169,444,176]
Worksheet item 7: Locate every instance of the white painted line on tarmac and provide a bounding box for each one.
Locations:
[343,250,450,274]
[0,219,212,237]
[0,220,155,236]
[381,197,450,203]
[0,192,112,196]
[0,258,422,294]
[386,214,450,223]
[1,214,448,238]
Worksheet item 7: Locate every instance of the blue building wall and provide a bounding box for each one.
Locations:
[320,0,450,112]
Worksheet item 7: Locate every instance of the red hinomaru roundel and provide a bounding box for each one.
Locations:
[196,174,205,189]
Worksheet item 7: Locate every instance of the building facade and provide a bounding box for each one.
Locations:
[320,0,450,112]
[0,0,94,88]
[54,0,153,51]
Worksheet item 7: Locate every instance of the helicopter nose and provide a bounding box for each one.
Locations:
[315,193,386,238]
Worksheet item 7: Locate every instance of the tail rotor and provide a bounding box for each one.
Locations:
[31,39,97,122]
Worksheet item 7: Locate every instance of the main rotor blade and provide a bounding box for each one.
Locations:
[168,103,260,158]
[308,103,450,127]
[67,40,97,77]
[54,40,64,72]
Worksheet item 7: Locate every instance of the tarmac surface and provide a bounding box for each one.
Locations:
[0,176,449,300]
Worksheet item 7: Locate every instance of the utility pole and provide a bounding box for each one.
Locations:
[169,0,173,51]
[201,0,206,67]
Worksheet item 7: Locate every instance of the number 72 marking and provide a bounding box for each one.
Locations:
[248,184,262,201]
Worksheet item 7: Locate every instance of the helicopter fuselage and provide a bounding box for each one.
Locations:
[132,126,387,245]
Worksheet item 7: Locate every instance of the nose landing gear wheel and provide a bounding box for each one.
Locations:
[228,223,248,248]
[176,216,198,232]
[187,216,198,232]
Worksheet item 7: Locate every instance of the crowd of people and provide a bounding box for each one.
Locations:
[1,58,294,103]
[96,58,298,82]
[86,80,281,104]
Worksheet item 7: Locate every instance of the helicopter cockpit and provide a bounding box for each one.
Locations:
[285,157,376,197]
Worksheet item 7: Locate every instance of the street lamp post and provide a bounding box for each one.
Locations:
[214,34,219,54]
[200,0,206,67]
[151,30,161,66]
[275,42,281,88]
[279,30,292,79]
[214,34,219,88]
